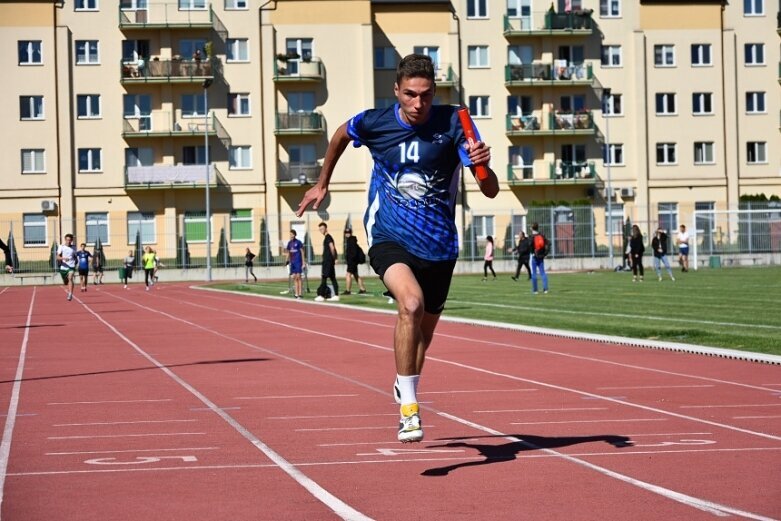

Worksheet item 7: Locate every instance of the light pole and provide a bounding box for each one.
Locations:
[203,78,213,281]
[603,88,614,270]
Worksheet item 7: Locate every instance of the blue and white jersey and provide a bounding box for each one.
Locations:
[286,239,304,267]
[347,104,476,261]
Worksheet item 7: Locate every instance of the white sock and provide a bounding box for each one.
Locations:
[396,374,420,405]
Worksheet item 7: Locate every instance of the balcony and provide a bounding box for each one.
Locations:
[506,162,597,186]
[506,111,594,136]
[435,63,458,88]
[274,112,325,136]
[505,62,592,87]
[503,10,593,37]
[122,112,231,146]
[277,162,321,187]
[273,57,325,83]
[121,57,220,84]
[507,164,535,185]
[125,164,225,190]
[119,4,214,29]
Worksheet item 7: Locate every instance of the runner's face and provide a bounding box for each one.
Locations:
[394,76,435,126]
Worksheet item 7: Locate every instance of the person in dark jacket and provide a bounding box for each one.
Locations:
[628,224,645,282]
[342,228,367,295]
[0,238,13,273]
[651,228,675,282]
[510,231,531,281]
[244,248,257,283]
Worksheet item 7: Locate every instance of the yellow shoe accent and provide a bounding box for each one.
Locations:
[400,403,419,417]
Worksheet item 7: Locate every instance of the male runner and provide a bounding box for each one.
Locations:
[56,234,77,301]
[296,54,498,442]
[285,230,305,299]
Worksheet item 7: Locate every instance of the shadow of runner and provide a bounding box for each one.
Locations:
[422,434,633,477]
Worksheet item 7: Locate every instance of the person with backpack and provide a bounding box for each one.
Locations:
[530,222,549,294]
[510,231,531,281]
[342,227,367,295]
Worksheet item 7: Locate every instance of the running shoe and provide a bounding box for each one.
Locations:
[398,403,423,443]
[314,295,325,302]
[67,292,73,301]
[328,295,340,302]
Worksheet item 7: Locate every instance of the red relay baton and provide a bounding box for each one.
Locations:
[457,107,489,181]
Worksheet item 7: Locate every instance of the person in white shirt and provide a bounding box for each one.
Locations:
[56,234,77,301]
[676,224,690,273]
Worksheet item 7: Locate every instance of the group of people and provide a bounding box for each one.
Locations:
[118,246,163,290]
[506,223,550,294]
[627,224,688,282]
[53,234,107,300]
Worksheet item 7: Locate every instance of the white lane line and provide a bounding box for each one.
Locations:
[47,399,173,406]
[597,385,715,390]
[82,299,372,521]
[54,419,198,427]
[624,432,712,437]
[46,447,219,456]
[510,419,667,426]
[48,432,206,440]
[234,394,358,400]
[440,411,776,520]
[0,288,35,519]
[420,388,538,395]
[733,415,781,420]
[318,438,484,448]
[680,404,781,409]
[474,407,607,413]
[295,426,434,433]
[269,413,399,420]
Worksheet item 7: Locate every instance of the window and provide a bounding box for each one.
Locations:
[601,45,622,67]
[655,93,676,115]
[744,44,764,65]
[75,0,98,10]
[508,95,533,116]
[603,93,622,116]
[125,147,154,167]
[507,0,530,20]
[600,0,620,17]
[654,44,675,66]
[230,209,253,242]
[127,212,156,245]
[743,0,764,15]
[468,96,490,118]
[658,203,678,234]
[374,97,395,109]
[472,215,494,241]
[18,41,42,65]
[413,46,440,69]
[85,212,108,245]
[75,40,99,64]
[656,143,676,165]
[181,94,206,117]
[509,146,534,179]
[78,148,102,172]
[123,39,150,63]
[467,0,488,18]
[226,38,249,62]
[746,92,765,113]
[179,0,206,9]
[182,145,206,165]
[467,46,489,68]
[20,96,44,120]
[695,201,716,253]
[691,44,712,66]
[76,94,100,118]
[289,144,316,165]
[604,143,623,165]
[184,211,210,242]
[178,39,207,61]
[508,45,533,65]
[746,142,767,163]
[605,204,624,242]
[228,93,250,116]
[22,149,45,173]
[120,0,148,8]
[694,142,715,164]
[286,38,313,62]
[288,91,315,113]
[692,92,713,115]
[225,0,247,9]
[229,146,251,169]
[374,47,396,70]
[23,214,47,246]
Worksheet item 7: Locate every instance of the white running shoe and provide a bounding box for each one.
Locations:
[328,295,340,302]
[398,411,423,443]
[314,295,325,302]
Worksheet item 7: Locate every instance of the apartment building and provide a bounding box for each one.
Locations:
[1,0,778,268]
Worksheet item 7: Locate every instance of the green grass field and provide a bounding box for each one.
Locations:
[213,265,781,356]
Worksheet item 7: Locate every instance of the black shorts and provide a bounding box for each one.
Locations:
[78,268,89,277]
[346,262,359,275]
[321,262,336,279]
[369,241,456,315]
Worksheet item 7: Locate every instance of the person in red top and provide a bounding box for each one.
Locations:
[481,235,496,281]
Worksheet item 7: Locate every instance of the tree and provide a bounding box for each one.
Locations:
[176,234,191,269]
[216,227,231,267]
[6,231,19,271]
[258,218,272,266]
[134,230,144,270]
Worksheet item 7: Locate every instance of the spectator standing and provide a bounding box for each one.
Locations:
[75,243,92,293]
[342,228,367,295]
[56,234,77,301]
[315,222,339,302]
[285,230,305,299]
[481,235,496,281]
[651,228,675,282]
[244,248,258,283]
[628,224,645,282]
[92,246,104,285]
[530,223,549,294]
[122,250,135,288]
[676,224,690,272]
[511,231,531,281]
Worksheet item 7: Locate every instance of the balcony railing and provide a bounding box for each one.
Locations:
[503,10,593,36]
[549,161,596,181]
[277,162,322,186]
[435,63,458,88]
[119,3,213,28]
[274,112,325,135]
[121,57,220,83]
[507,164,535,184]
[125,163,225,190]
[550,111,594,133]
[505,62,592,85]
[121,111,221,136]
[506,111,594,135]
[273,57,325,82]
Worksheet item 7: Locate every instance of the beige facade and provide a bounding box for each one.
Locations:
[1,0,778,265]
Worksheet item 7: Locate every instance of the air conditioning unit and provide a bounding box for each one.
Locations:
[41,200,57,212]
[620,187,635,198]
[603,188,617,199]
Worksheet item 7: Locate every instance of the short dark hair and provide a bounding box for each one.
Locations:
[319,222,328,229]
[290,229,297,237]
[531,223,539,232]
[396,54,435,85]
[64,233,74,239]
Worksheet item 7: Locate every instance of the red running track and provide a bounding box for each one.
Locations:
[0,283,779,520]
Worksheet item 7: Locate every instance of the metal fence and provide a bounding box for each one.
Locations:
[3,202,780,274]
